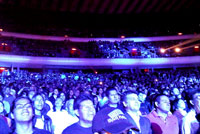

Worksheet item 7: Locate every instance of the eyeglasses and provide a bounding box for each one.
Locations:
[15,103,32,110]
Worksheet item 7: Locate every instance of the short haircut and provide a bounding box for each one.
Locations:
[122,90,138,102]
[188,89,200,100]
[73,94,94,110]
[154,94,169,103]
[10,97,33,113]
[105,87,117,97]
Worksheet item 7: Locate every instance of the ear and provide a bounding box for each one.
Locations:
[10,113,14,119]
[190,100,194,105]
[74,109,79,117]
[155,102,158,107]
[122,101,127,107]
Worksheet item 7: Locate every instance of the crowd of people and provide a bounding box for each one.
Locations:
[1,37,199,58]
[0,68,200,134]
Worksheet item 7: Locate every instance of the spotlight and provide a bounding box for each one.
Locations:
[0,28,3,32]
[175,48,181,53]
[160,48,166,53]
[194,46,199,49]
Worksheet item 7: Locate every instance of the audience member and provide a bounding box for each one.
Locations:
[146,94,179,134]
[62,94,96,134]
[10,97,51,134]
[122,91,152,134]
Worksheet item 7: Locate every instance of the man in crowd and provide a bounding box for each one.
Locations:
[62,94,96,134]
[10,97,51,134]
[92,107,136,134]
[146,94,179,134]
[122,91,152,134]
[182,89,200,134]
[101,87,123,110]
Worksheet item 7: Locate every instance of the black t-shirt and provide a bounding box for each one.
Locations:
[62,122,93,134]
[12,128,51,134]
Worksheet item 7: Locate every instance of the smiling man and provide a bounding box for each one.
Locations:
[11,97,51,134]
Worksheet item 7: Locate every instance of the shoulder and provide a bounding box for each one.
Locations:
[62,123,79,134]
[33,128,51,134]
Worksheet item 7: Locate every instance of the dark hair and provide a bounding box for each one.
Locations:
[73,94,94,110]
[32,93,45,103]
[10,96,33,113]
[105,87,117,97]
[122,90,138,102]
[188,89,200,100]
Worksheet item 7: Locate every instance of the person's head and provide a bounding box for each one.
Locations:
[173,99,186,111]
[11,97,33,124]
[0,101,5,114]
[155,94,170,114]
[54,97,63,111]
[189,89,200,112]
[138,91,147,103]
[65,99,75,116]
[28,90,36,100]
[172,88,180,96]
[122,91,141,113]
[32,94,45,112]
[106,87,120,105]
[58,92,66,102]
[53,89,59,96]
[73,94,96,124]
[92,107,137,134]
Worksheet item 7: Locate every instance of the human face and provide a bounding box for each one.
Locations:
[156,96,170,113]
[108,90,119,105]
[192,93,200,113]
[177,99,186,110]
[54,89,59,95]
[13,98,33,122]
[124,93,141,112]
[0,102,4,113]
[78,100,96,123]
[33,95,44,111]
[172,88,180,96]
[65,99,75,115]
[60,93,66,101]
[55,98,63,108]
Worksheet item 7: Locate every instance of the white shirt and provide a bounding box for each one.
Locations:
[182,109,199,134]
[47,110,79,134]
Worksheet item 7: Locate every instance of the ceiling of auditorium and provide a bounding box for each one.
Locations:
[0,0,199,15]
[0,0,199,34]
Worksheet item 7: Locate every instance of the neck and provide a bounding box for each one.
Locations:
[156,109,168,120]
[15,121,33,134]
[56,107,62,111]
[108,103,118,108]
[34,109,41,116]
[79,120,92,128]
[127,109,139,116]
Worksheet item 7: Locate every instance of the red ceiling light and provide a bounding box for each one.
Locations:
[178,32,183,35]
[71,48,77,51]
[120,35,125,38]
[0,28,3,32]
[0,67,5,70]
